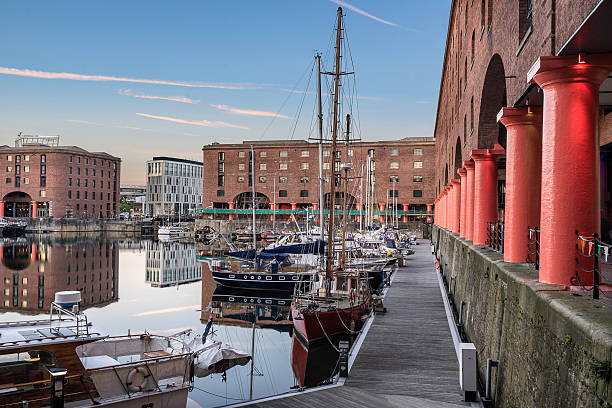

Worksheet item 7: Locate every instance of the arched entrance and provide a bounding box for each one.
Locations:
[2,192,33,217]
[233,192,270,209]
[478,54,507,149]
[2,242,32,270]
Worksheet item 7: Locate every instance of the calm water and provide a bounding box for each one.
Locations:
[0,235,338,407]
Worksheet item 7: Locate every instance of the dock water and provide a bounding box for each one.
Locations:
[239,240,469,407]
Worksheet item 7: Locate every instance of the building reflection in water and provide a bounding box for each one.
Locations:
[0,238,119,314]
[145,241,201,287]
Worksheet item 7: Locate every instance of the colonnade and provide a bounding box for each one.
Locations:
[433,53,612,286]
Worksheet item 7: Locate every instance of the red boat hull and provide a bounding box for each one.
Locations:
[291,300,371,343]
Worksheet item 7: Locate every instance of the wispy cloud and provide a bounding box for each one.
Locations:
[68,119,142,131]
[0,66,268,90]
[330,0,399,27]
[136,113,248,130]
[118,89,200,104]
[210,104,291,119]
[183,132,199,137]
[280,88,382,102]
[133,305,200,317]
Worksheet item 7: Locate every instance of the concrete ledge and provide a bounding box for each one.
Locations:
[433,226,612,408]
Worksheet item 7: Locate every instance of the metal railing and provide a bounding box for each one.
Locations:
[486,222,504,253]
[573,231,612,300]
[527,226,540,269]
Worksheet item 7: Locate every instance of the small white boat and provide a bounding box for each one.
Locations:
[158,225,190,237]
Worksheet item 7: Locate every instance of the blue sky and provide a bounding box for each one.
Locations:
[0,1,450,184]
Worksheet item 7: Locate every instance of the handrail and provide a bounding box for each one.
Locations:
[85,352,192,372]
[0,373,82,391]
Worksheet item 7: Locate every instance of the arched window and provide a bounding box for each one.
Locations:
[471,30,475,63]
[470,96,474,133]
[519,0,533,41]
[481,0,485,29]
[464,57,468,87]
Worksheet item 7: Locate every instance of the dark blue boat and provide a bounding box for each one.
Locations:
[211,269,314,292]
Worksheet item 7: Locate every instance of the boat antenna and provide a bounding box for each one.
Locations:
[326,6,343,282]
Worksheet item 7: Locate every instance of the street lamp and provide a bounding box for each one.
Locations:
[47,367,68,408]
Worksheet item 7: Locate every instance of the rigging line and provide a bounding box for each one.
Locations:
[289,61,315,141]
[258,58,314,141]
[193,385,246,401]
[343,22,363,142]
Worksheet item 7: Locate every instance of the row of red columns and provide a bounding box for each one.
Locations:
[433,53,612,286]
[0,201,38,218]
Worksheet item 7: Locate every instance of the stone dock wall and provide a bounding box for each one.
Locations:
[25,218,148,234]
[433,226,612,408]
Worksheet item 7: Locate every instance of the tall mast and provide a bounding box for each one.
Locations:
[250,144,256,249]
[316,54,325,242]
[359,163,364,232]
[326,6,343,279]
[341,114,350,270]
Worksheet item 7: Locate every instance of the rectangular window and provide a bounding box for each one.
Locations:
[41,190,47,198]
[76,191,80,199]
[5,178,10,184]
[279,163,287,170]
[259,176,267,183]
[238,163,246,171]
[348,149,354,157]
[6,166,11,172]
[389,190,399,198]
[279,190,288,197]
[279,150,288,157]
[41,176,47,187]
[41,154,46,163]
[237,176,245,184]
[279,176,288,183]
[85,168,88,176]
[301,150,309,157]
[390,162,400,169]
[15,156,20,163]
[23,177,29,184]
[68,190,72,199]
[238,151,246,158]
[69,166,72,174]
[24,165,29,173]
[413,175,423,183]
[15,165,20,175]
[390,148,399,156]
[301,162,309,170]
[414,161,423,168]
[217,190,224,197]
[413,190,423,198]
[323,150,330,157]
[24,155,30,161]
[259,151,267,158]
[7,155,12,162]
[413,148,423,155]
[368,149,375,158]
[69,155,73,163]
[218,152,225,161]
[41,165,46,175]
[300,190,309,197]
[389,175,399,183]
[218,163,224,173]
[300,176,309,183]
[323,162,330,170]
[217,175,224,187]
[15,177,20,187]
[259,163,267,171]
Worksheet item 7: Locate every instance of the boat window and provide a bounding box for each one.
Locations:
[0,350,58,387]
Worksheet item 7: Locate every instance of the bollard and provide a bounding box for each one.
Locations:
[338,340,350,377]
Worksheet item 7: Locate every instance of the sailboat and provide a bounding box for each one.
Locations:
[291,6,371,344]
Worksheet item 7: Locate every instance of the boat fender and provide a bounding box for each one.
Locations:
[126,367,151,392]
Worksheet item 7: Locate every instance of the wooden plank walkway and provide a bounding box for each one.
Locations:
[239,240,468,407]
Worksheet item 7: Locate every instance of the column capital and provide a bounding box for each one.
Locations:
[457,168,467,177]
[445,184,452,192]
[471,144,505,161]
[497,106,543,128]
[463,160,475,170]
[451,178,461,187]
[527,54,612,88]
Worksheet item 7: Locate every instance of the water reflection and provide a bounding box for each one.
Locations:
[145,241,201,287]
[0,237,118,313]
[291,334,349,388]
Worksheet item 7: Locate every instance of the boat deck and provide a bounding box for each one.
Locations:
[237,239,471,407]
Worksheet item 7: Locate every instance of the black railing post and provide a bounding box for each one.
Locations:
[594,232,600,300]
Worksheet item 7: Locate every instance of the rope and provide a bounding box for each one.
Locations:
[334,305,360,335]
[315,311,340,352]
[192,385,246,401]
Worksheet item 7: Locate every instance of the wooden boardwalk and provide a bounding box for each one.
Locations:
[238,240,469,407]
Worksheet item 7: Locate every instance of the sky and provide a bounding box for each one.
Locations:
[0,1,450,184]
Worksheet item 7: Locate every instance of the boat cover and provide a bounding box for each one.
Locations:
[262,240,326,255]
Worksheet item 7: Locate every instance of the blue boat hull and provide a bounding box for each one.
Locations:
[212,270,314,292]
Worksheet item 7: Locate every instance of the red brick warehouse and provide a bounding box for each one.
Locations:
[202,138,435,223]
[0,134,121,218]
[433,0,612,285]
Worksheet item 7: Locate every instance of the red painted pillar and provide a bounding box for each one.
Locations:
[472,146,505,245]
[402,204,409,223]
[31,201,38,219]
[445,185,452,230]
[0,244,3,262]
[378,203,385,223]
[457,169,468,237]
[269,203,275,221]
[498,106,543,263]
[31,243,37,262]
[451,179,461,233]
[291,203,297,211]
[313,202,318,210]
[427,203,433,224]
[228,201,235,221]
[528,54,612,284]
[464,161,475,241]
[0,201,4,218]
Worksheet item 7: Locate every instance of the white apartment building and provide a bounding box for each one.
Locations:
[145,156,203,216]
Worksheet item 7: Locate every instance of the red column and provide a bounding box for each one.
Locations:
[464,161,475,241]
[0,244,3,262]
[0,201,4,218]
[31,243,37,262]
[445,185,452,230]
[313,202,318,210]
[228,201,235,221]
[378,203,385,223]
[451,179,461,233]
[457,169,468,237]
[498,106,543,263]
[31,201,38,219]
[402,204,409,223]
[291,203,297,211]
[270,203,275,221]
[427,203,433,224]
[528,54,612,284]
[471,146,505,245]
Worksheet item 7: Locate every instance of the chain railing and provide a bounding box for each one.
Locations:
[527,226,540,270]
[574,231,612,301]
[486,221,504,253]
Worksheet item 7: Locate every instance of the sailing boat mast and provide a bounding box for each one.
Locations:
[341,114,350,270]
[316,54,325,242]
[251,144,256,249]
[325,6,343,279]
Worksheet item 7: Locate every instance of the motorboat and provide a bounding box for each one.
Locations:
[158,225,190,237]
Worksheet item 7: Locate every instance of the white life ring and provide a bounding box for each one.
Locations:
[126,367,151,392]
